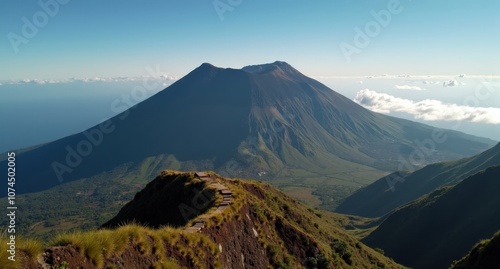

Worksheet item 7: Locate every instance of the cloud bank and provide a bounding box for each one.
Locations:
[395,85,424,91]
[443,80,460,87]
[0,75,178,86]
[354,89,500,124]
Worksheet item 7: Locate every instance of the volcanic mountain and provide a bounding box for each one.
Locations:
[3,61,494,199]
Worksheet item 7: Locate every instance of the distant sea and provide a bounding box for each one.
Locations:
[0,81,169,152]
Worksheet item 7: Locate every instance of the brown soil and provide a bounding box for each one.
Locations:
[41,247,96,269]
[203,204,269,269]
[40,235,219,269]
[274,217,320,264]
[40,203,274,269]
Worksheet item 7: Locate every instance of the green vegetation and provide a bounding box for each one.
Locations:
[0,233,44,269]
[331,239,353,265]
[363,165,500,269]
[338,142,500,217]
[450,231,500,269]
[56,261,69,269]
[0,164,150,240]
[29,223,217,269]
[52,228,130,267]
[217,175,404,269]
[1,170,405,268]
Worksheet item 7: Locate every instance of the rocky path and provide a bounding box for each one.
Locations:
[184,172,234,233]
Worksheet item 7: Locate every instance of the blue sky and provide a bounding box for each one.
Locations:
[1,0,499,146]
[1,0,499,80]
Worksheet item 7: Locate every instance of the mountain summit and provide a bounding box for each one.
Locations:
[2,62,495,210]
[242,61,304,76]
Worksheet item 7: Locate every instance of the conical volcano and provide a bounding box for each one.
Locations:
[3,61,495,201]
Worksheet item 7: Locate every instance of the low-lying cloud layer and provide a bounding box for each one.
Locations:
[442,80,465,87]
[395,85,424,91]
[0,75,178,86]
[354,89,500,124]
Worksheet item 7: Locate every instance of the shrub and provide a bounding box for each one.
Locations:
[331,239,352,265]
[343,251,353,265]
[317,253,331,269]
[18,238,44,258]
[0,234,45,269]
[267,244,283,266]
[305,256,317,268]
[330,240,348,256]
[56,261,69,269]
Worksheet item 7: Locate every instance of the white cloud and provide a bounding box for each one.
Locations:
[443,80,458,87]
[395,85,424,91]
[1,75,177,86]
[311,75,500,80]
[354,89,500,124]
[421,80,441,85]
[442,80,466,87]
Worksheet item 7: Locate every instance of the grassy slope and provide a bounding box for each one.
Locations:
[362,165,500,269]
[450,231,500,269]
[0,155,187,240]
[101,171,218,229]
[337,142,500,217]
[1,171,405,269]
[224,173,404,269]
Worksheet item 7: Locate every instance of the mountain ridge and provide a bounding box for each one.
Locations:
[337,141,500,217]
[3,170,406,269]
[362,165,500,269]
[451,231,500,269]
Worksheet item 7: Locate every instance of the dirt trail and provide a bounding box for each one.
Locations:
[183,172,234,233]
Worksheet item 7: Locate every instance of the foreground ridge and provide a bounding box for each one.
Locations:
[6,170,405,269]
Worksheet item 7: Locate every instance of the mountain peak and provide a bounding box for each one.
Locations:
[242,61,301,76]
[199,62,217,68]
[195,62,220,73]
[183,62,222,82]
